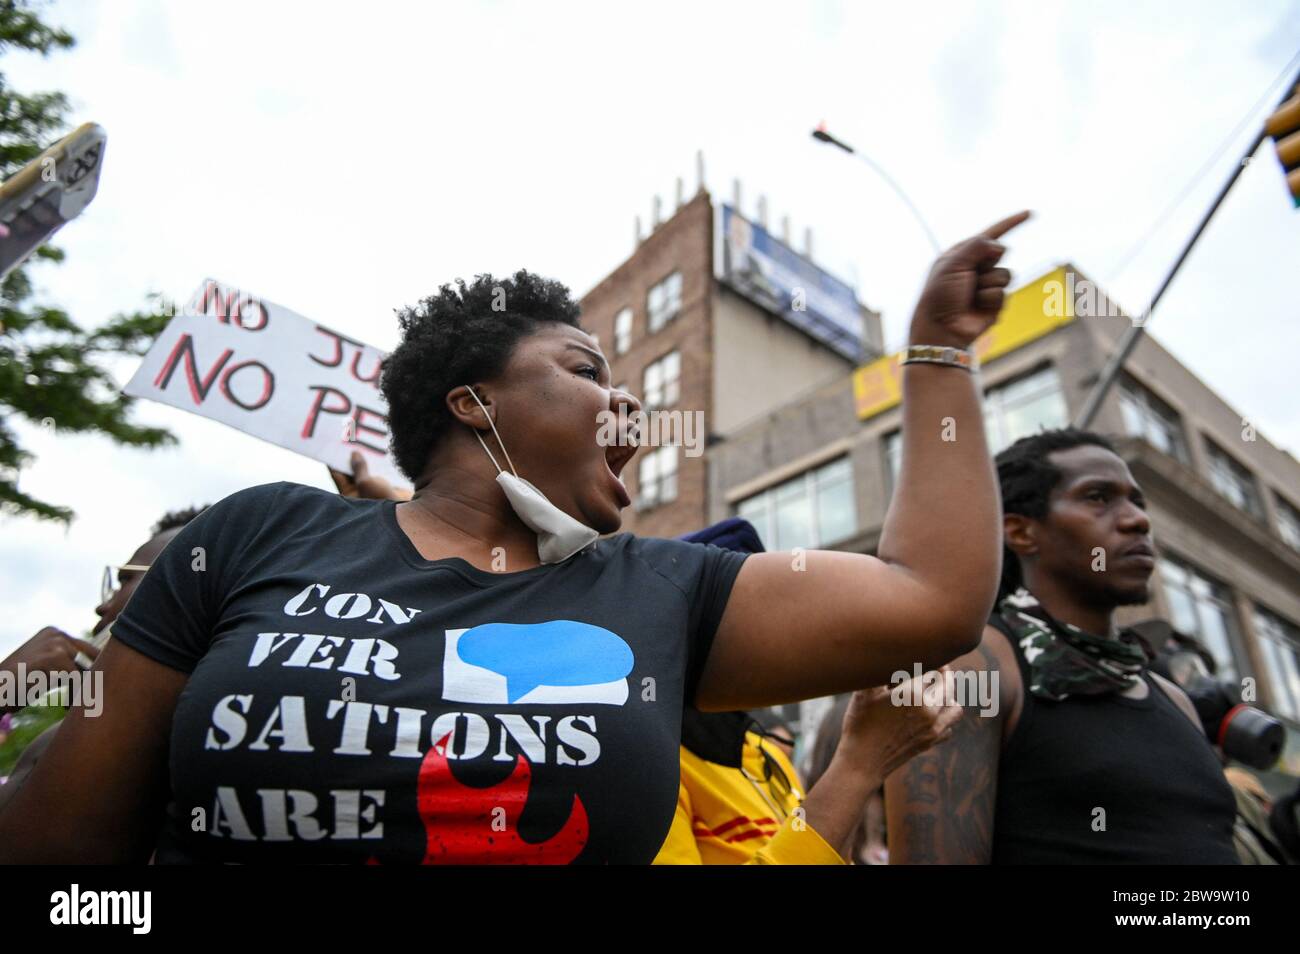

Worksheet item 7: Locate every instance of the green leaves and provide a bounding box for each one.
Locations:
[0,2,175,523]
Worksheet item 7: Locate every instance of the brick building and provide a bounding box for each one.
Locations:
[578,188,883,539]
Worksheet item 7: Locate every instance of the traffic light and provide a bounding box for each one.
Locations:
[1265,81,1300,207]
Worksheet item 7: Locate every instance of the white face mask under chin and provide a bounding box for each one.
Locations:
[464,387,600,565]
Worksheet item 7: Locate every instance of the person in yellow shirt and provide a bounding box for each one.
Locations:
[655,680,959,864]
[655,518,961,865]
[654,708,810,864]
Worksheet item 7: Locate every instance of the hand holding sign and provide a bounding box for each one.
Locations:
[329,451,412,501]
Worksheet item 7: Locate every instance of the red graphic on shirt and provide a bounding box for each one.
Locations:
[415,731,588,864]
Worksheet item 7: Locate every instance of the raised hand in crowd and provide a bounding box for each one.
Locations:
[328,451,413,501]
[0,628,99,715]
[801,671,962,860]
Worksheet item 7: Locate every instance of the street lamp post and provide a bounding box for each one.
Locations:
[811,122,942,256]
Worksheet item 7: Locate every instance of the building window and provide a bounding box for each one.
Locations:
[1253,606,1300,723]
[1275,494,1300,553]
[642,351,681,410]
[1119,377,1189,464]
[637,445,678,509]
[736,456,855,551]
[647,271,682,333]
[1159,557,1244,682]
[983,365,1069,454]
[883,366,1066,486]
[882,367,1067,477]
[613,308,633,355]
[1203,439,1263,520]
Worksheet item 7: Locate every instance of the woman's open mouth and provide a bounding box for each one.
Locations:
[604,441,636,509]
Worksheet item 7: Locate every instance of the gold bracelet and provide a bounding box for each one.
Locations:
[900,344,979,372]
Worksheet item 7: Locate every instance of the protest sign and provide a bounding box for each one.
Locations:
[124,278,406,486]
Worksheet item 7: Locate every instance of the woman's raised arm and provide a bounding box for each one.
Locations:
[696,212,1030,711]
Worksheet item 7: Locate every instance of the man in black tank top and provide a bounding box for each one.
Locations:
[885,428,1239,864]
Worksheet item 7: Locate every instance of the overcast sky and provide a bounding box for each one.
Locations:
[2,0,1298,656]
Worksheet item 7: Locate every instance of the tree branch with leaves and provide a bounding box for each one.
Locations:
[0,0,175,522]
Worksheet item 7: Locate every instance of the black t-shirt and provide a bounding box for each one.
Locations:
[110,482,749,864]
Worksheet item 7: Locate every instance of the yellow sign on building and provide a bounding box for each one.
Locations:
[853,266,1076,420]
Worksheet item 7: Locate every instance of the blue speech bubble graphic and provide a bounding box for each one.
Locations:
[457,620,633,703]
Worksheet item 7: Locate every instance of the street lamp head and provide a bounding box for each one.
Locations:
[811,123,853,153]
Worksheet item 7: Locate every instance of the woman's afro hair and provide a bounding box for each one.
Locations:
[379,270,583,481]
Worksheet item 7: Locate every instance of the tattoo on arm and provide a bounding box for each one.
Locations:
[888,644,1001,864]
[901,813,938,863]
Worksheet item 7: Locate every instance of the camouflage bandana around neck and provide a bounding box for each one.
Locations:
[999,588,1150,701]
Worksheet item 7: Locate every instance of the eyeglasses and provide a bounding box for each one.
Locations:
[740,741,799,821]
[757,745,795,802]
[101,564,151,604]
